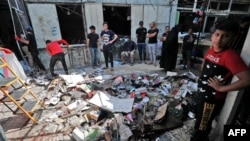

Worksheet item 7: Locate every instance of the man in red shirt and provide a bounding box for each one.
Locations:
[45,39,69,77]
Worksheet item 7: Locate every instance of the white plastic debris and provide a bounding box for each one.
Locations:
[72,127,85,141]
[67,100,87,110]
[60,74,84,87]
[166,71,178,77]
[175,84,188,99]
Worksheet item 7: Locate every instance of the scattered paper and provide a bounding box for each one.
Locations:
[60,74,84,87]
[88,91,134,113]
[166,71,178,77]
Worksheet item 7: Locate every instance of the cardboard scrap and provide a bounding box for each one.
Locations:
[154,102,169,121]
[88,91,134,113]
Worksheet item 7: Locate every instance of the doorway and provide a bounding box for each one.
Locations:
[103,6,131,60]
[56,4,85,44]
[103,6,131,35]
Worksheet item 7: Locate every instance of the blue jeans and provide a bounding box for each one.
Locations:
[148,43,157,63]
[90,47,98,67]
[137,43,146,61]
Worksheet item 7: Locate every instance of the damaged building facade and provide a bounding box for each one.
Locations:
[17,0,178,68]
[1,0,250,140]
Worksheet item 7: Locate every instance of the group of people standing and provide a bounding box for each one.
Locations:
[136,21,195,72]
[86,21,161,70]
[14,21,189,76]
[86,22,118,71]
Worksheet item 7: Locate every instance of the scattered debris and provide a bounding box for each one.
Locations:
[27,69,199,140]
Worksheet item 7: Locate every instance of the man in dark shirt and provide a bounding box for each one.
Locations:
[136,21,147,64]
[100,22,118,71]
[181,27,196,69]
[15,27,46,74]
[121,37,137,66]
[146,21,159,66]
[87,25,99,69]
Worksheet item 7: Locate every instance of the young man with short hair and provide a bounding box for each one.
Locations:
[181,27,196,70]
[191,19,250,141]
[121,38,137,66]
[136,21,147,64]
[100,22,118,71]
[146,21,159,66]
[87,25,99,69]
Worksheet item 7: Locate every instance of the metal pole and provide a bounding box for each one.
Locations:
[227,0,233,16]
[81,3,87,67]
[14,0,19,10]
[193,0,197,12]
[202,15,208,33]
[7,0,30,71]
[14,8,26,37]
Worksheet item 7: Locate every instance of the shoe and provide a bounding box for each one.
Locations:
[65,71,69,75]
[144,61,147,64]
[121,62,126,65]
[93,66,96,69]
[130,63,134,66]
[103,67,108,70]
[52,73,59,77]
[111,68,114,71]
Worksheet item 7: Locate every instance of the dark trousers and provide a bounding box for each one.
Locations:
[31,52,46,71]
[50,52,68,76]
[191,94,224,141]
[137,43,146,61]
[103,44,113,68]
[182,49,193,68]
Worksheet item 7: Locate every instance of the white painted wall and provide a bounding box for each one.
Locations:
[84,3,104,35]
[131,5,144,40]
[27,4,62,48]
[84,3,104,64]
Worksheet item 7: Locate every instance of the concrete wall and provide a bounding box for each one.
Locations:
[27,4,62,48]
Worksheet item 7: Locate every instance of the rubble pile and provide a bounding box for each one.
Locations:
[34,69,199,141]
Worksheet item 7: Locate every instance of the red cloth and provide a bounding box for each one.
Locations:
[202,47,249,101]
[46,39,69,56]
